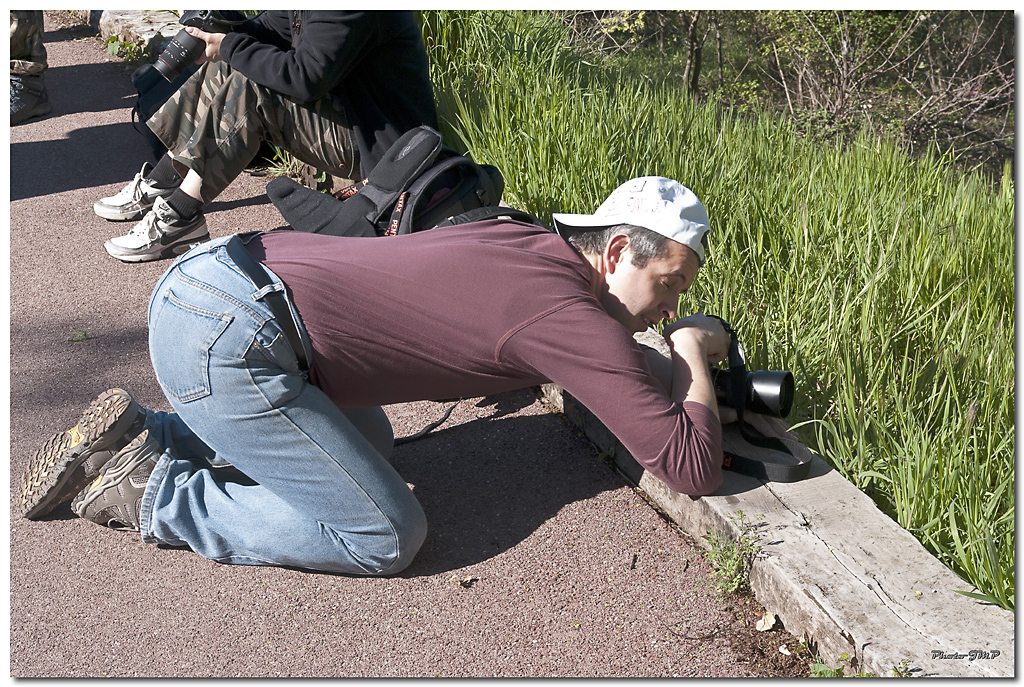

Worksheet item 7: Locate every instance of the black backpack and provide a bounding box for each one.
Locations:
[266,125,545,237]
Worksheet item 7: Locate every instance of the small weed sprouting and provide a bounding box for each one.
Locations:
[809,652,876,678]
[704,510,760,598]
[809,656,845,678]
[891,659,913,677]
[103,35,146,63]
[265,146,303,180]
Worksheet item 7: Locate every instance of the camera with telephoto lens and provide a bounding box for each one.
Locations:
[154,10,250,82]
[708,317,794,419]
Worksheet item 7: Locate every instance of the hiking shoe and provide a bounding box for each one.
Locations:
[103,196,209,263]
[10,75,52,125]
[71,430,160,531]
[19,389,145,520]
[94,162,178,221]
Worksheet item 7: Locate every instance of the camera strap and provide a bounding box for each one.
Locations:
[714,318,812,483]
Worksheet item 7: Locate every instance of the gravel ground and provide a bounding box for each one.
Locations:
[8,14,809,678]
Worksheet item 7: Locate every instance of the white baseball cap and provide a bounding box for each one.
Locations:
[552,176,711,264]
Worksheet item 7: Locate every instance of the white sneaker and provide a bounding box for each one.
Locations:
[103,196,209,263]
[94,162,177,221]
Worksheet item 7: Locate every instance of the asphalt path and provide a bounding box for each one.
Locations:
[8,16,780,678]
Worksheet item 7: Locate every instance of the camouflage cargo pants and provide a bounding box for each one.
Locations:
[10,10,47,77]
[148,60,359,203]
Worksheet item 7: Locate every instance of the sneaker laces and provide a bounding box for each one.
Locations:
[126,208,162,242]
[111,171,147,205]
[129,197,185,242]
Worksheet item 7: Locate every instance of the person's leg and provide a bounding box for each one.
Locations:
[263,89,361,182]
[103,62,360,262]
[10,10,51,125]
[138,236,426,574]
[148,61,270,204]
[153,60,361,200]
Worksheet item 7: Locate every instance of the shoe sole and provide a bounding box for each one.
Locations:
[104,223,210,263]
[71,431,155,522]
[19,389,141,520]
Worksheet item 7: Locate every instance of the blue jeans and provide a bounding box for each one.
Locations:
[139,234,427,575]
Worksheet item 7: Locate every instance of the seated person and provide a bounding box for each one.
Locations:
[23,177,731,576]
[96,10,438,263]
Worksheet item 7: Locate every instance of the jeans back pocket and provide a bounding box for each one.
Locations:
[150,287,235,403]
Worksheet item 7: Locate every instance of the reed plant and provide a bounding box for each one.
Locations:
[419,11,1014,611]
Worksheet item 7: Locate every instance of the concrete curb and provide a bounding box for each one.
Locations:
[541,330,1013,678]
[92,9,182,60]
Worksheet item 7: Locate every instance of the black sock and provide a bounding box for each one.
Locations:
[166,189,203,221]
[148,156,183,189]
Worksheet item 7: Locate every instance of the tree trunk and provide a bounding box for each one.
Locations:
[715,16,723,90]
[681,10,703,95]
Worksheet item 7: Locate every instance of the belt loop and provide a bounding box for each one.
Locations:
[224,233,310,374]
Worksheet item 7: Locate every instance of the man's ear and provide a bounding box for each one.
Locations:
[604,232,631,273]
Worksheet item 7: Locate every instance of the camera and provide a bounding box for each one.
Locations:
[708,317,794,419]
[155,10,250,82]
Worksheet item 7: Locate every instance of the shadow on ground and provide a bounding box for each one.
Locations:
[10,122,141,201]
[392,406,615,577]
[10,319,151,413]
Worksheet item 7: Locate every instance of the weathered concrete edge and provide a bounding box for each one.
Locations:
[538,332,1014,678]
[92,10,182,60]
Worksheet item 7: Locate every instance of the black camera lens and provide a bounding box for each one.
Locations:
[710,367,794,418]
[155,29,205,82]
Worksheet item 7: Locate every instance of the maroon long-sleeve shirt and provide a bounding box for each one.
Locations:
[247,220,722,495]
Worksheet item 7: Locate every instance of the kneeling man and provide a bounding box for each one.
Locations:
[21,176,730,576]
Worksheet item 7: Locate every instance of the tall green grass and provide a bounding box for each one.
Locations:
[419,11,1014,611]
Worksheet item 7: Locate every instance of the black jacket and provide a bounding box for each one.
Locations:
[219,10,438,173]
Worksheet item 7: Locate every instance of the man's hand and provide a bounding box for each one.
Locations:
[185,26,225,64]
[663,313,731,365]
[662,313,730,417]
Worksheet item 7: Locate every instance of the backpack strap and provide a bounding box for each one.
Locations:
[721,428,812,483]
[432,205,547,230]
[328,125,444,237]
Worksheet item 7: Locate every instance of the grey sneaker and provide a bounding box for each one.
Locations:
[20,389,145,520]
[71,430,160,531]
[94,162,178,221]
[10,74,52,125]
[103,196,209,263]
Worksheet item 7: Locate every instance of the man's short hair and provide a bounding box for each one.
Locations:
[567,224,672,269]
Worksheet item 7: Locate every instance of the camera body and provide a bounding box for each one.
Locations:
[155,10,249,82]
